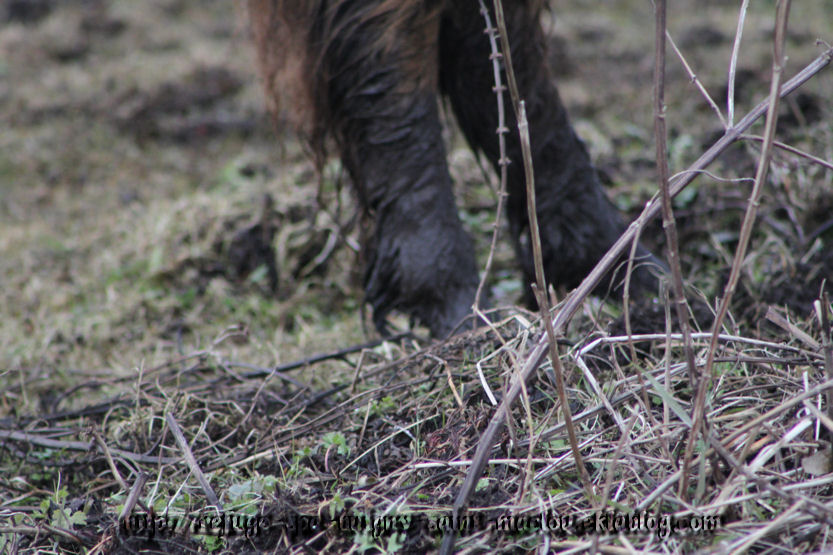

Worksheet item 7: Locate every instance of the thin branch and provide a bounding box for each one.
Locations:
[490,4,590,502]
[683,0,792,499]
[819,288,833,440]
[165,412,224,510]
[118,473,149,523]
[93,430,128,491]
[741,134,833,172]
[236,331,410,378]
[443,2,593,551]
[518,101,590,490]
[474,0,509,312]
[666,31,727,128]
[545,43,833,350]
[653,0,698,387]
[0,429,180,464]
[728,0,751,126]
[655,0,702,503]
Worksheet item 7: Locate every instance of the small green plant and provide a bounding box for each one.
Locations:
[284,446,315,481]
[371,396,397,417]
[322,431,350,456]
[200,534,224,552]
[353,525,406,554]
[34,482,87,529]
[226,474,279,514]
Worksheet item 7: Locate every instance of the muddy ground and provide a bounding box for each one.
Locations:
[2,1,833,553]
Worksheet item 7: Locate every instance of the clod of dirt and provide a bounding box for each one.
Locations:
[113,66,245,141]
[44,34,89,62]
[224,199,280,295]
[109,534,204,555]
[2,0,56,24]
[759,247,833,316]
[191,194,282,296]
[2,0,104,25]
[717,245,833,330]
[80,11,126,37]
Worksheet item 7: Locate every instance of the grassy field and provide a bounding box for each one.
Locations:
[2,0,833,552]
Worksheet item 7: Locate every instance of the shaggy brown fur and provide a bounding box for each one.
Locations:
[249,0,663,337]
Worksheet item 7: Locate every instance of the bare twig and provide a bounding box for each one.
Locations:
[741,134,833,172]
[684,0,792,498]
[653,0,698,387]
[443,2,592,551]
[93,430,128,491]
[165,412,223,510]
[0,524,85,545]
[517,100,590,496]
[728,0,751,126]
[118,473,148,523]
[666,31,727,128]
[0,429,180,464]
[766,306,820,350]
[236,331,410,378]
[474,0,509,313]
[819,288,833,437]
[598,408,639,512]
[544,43,832,348]
[656,0,702,501]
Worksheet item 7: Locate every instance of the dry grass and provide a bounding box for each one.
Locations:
[1,0,833,553]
